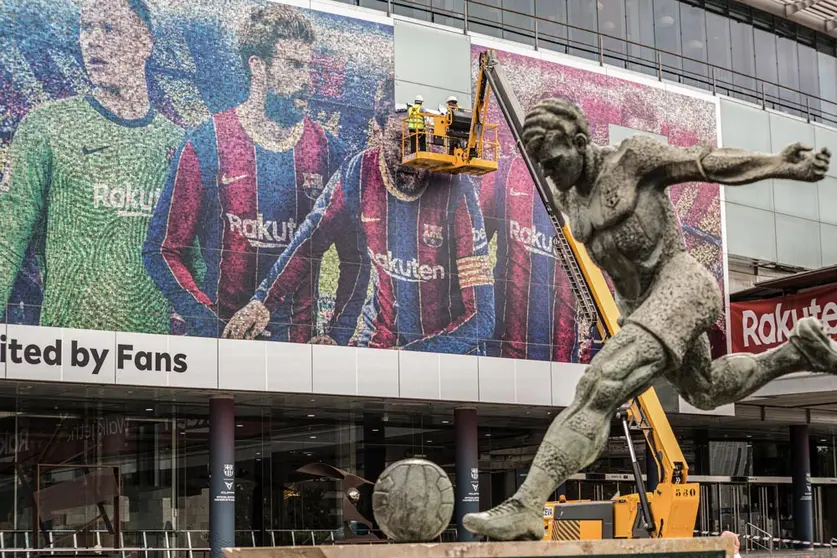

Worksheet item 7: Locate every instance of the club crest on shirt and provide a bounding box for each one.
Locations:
[301,172,324,200]
[422,224,444,249]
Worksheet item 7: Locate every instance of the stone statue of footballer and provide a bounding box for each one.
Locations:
[463,98,837,541]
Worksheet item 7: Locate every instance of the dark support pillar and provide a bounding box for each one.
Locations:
[695,429,711,475]
[455,408,479,542]
[646,444,659,492]
[791,425,813,549]
[361,417,386,531]
[363,417,387,483]
[210,396,235,558]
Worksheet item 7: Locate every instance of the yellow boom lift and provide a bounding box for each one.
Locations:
[401,49,700,541]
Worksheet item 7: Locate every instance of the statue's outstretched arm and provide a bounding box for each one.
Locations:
[635,136,830,187]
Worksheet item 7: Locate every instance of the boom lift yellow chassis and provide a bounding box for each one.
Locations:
[401,50,699,541]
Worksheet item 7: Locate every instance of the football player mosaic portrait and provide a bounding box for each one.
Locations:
[0,0,723,361]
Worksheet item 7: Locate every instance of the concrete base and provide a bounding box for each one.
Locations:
[224,537,734,558]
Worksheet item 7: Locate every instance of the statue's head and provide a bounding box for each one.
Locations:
[522,98,590,191]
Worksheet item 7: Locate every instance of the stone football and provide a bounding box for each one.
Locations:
[372,458,455,542]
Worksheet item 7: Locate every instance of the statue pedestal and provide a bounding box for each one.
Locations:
[224,537,734,558]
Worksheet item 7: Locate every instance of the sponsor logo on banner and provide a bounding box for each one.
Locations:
[369,249,446,282]
[509,220,559,259]
[92,184,161,218]
[730,283,837,353]
[225,213,297,249]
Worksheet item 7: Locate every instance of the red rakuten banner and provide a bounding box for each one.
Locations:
[730,283,837,354]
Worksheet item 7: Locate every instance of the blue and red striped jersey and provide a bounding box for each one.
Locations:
[479,155,586,362]
[143,109,347,341]
[253,146,495,354]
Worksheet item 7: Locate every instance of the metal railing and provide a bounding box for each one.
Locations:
[746,522,774,554]
[365,0,837,127]
[0,527,460,557]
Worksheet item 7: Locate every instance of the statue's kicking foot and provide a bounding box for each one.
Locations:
[791,317,837,372]
[462,497,543,541]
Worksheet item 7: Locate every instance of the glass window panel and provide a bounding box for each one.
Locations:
[502,0,536,46]
[819,52,837,126]
[567,0,599,61]
[730,18,757,103]
[799,43,820,120]
[679,2,708,90]
[706,11,733,94]
[434,0,466,29]
[754,28,779,106]
[776,34,801,115]
[653,0,682,81]
[599,0,627,67]
[625,0,656,76]
[468,0,503,38]
[360,0,432,21]
[535,0,569,53]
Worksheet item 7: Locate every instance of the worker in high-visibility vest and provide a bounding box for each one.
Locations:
[445,95,460,155]
[407,94,426,153]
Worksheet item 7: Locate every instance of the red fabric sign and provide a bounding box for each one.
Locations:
[730,282,837,354]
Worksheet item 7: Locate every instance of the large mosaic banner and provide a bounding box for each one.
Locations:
[0,0,725,368]
[473,46,726,359]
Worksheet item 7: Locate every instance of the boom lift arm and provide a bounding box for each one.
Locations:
[474,49,698,540]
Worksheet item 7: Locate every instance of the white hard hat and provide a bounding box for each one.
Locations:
[446,95,458,104]
[414,94,424,103]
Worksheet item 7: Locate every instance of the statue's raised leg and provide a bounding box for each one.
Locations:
[462,323,668,540]
[669,316,837,411]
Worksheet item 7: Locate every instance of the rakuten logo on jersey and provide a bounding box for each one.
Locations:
[226,213,297,249]
[93,184,161,218]
[509,220,558,258]
[740,298,837,348]
[369,249,445,282]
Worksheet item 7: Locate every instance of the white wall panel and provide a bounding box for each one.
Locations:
[267,342,313,394]
[724,203,777,262]
[356,346,399,397]
[398,351,441,400]
[167,334,218,389]
[775,213,822,269]
[219,338,266,391]
[312,345,358,396]
[478,356,516,404]
[514,359,552,405]
[551,362,585,407]
[439,353,479,402]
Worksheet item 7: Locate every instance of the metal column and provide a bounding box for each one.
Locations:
[455,408,479,542]
[791,424,813,549]
[210,395,235,558]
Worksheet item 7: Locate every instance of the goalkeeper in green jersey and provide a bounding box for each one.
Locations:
[0,0,184,334]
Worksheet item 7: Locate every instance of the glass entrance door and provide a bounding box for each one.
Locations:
[697,483,717,534]
[815,485,824,543]
[718,483,748,535]
[750,484,780,538]
[813,484,837,543]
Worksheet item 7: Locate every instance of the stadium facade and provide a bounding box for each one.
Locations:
[1,0,837,554]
